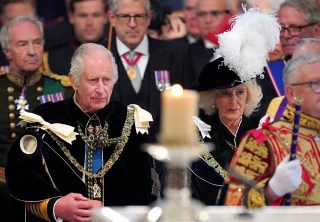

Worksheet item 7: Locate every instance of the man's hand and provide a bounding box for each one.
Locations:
[54,193,103,222]
[267,155,302,203]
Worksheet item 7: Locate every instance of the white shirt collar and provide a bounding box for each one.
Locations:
[203,39,217,49]
[116,35,149,56]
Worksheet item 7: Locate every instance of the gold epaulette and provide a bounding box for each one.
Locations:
[266,96,286,119]
[0,65,10,76]
[40,52,72,87]
[0,70,6,76]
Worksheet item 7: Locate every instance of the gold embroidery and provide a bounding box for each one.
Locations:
[196,131,227,178]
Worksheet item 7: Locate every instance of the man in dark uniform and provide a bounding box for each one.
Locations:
[0,0,38,68]
[6,43,159,221]
[108,0,197,138]
[44,0,111,75]
[0,15,73,222]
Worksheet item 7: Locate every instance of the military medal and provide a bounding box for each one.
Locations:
[14,86,29,112]
[127,67,137,80]
[122,52,142,80]
[155,70,171,91]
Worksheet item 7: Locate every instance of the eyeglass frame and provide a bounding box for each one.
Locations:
[290,79,320,93]
[280,23,317,36]
[114,13,149,23]
[196,10,229,18]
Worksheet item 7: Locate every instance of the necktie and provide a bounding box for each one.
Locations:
[126,51,142,93]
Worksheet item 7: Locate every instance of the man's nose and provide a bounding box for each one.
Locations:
[27,44,36,55]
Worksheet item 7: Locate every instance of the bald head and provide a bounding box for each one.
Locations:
[293,38,320,57]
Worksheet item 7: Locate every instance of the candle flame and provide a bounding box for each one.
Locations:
[171,84,183,97]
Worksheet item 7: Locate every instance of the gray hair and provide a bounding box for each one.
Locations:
[108,0,151,13]
[295,37,320,47]
[70,43,118,85]
[199,79,262,117]
[0,15,43,50]
[279,0,320,24]
[283,53,320,85]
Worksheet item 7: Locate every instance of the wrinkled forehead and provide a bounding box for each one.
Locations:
[278,5,308,24]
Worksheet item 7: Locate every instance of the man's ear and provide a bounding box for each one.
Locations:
[3,49,12,60]
[313,23,320,38]
[68,12,75,25]
[108,11,116,27]
[68,73,79,91]
[284,85,295,105]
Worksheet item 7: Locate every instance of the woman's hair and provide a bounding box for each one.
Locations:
[199,79,262,117]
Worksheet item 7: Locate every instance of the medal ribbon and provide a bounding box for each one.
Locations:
[122,52,142,67]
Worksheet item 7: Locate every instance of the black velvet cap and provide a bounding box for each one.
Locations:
[197,57,243,91]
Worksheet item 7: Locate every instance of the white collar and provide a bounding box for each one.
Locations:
[116,35,149,56]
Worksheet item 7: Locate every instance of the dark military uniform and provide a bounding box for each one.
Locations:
[0,69,73,222]
[6,99,158,221]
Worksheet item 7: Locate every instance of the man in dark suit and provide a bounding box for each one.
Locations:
[189,0,233,78]
[108,0,196,138]
[44,0,110,75]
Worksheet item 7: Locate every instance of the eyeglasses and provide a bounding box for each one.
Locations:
[115,13,148,23]
[280,23,317,36]
[291,79,320,93]
[196,10,229,18]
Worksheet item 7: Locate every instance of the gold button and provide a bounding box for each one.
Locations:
[37,86,43,92]
[10,122,16,129]
[9,113,15,119]
[11,133,16,139]
[8,96,14,102]
[8,104,15,111]
[7,87,14,93]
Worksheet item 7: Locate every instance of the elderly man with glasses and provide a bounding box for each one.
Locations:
[278,0,320,61]
[221,53,320,207]
[107,0,196,139]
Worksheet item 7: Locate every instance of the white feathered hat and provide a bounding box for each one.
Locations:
[214,6,280,82]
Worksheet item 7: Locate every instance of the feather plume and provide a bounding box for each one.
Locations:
[215,6,280,82]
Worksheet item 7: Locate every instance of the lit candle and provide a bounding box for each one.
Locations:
[160,84,199,147]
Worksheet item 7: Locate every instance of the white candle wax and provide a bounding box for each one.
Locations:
[160,84,199,147]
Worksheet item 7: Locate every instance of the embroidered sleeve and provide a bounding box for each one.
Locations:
[224,130,275,207]
[26,197,60,221]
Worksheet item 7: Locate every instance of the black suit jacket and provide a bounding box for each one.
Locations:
[110,36,197,138]
[189,39,215,79]
[45,21,112,75]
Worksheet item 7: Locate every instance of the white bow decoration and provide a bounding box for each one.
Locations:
[18,111,78,144]
[192,116,211,139]
[129,104,153,134]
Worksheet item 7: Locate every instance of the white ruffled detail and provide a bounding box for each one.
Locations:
[215,6,280,82]
[192,116,211,139]
[18,111,78,144]
[129,104,153,135]
[257,114,274,130]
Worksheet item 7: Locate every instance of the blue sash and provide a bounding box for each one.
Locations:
[266,59,286,96]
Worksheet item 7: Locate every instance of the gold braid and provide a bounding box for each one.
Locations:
[196,130,228,178]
